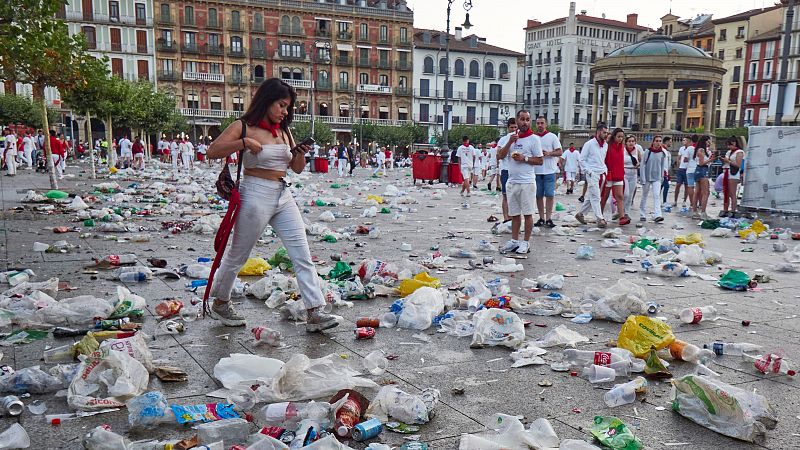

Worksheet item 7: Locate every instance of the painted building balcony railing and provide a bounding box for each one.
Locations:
[336,56,353,65]
[357,58,372,68]
[251,22,266,33]
[338,30,353,40]
[535,59,543,65]
[204,44,224,56]
[337,83,354,92]
[543,58,551,64]
[156,14,173,25]
[293,114,411,126]
[276,51,308,61]
[576,56,588,63]
[395,61,412,71]
[357,33,371,43]
[251,48,267,58]
[182,72,225,83]
[207,18,221,29]
[396,37,411,47]
[179,108,238,119]
[377,60,391,69]
[67,10,152,26]
[228,47,247,58]
[157,70,178,82]
[315,28,332,38]
[182,43,199,53]
[316,80,333,90]
[394,87,412,96]
[278,26,304,36]
[229,21,243,32]
[283,79,312,89]
[555,56,563,63]
[181,17,196,27]
[357,84,392,94]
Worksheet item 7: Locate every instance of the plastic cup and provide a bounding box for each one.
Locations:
[582,364,616,383]
[363,350,389,376]
[609,360,632,377]
[604,383,637,407]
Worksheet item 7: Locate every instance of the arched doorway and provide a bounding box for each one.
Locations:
[319,102,329,116]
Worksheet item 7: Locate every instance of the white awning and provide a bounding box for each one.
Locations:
[361,105,370,112]
[316,42,330,48]
[395,48,411,52]
[356,45,373,49]
[379,106,389,113]
[210,95,222,102]
[339,103,350,110]
[398,107,408,113]
[336,43,353,52]
[232,97,244,104]
[376,47,392,51]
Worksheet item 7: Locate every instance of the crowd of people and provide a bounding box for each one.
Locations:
[313,144,409,178]
[449,111,747,256]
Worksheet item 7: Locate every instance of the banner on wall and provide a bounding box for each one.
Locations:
[741,126,800,213]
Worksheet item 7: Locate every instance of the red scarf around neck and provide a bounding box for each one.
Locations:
[534,130,549,137]
[257,120,281,137]
[596,137,605,146]
[649,146,663,153]
[517,128,533,139]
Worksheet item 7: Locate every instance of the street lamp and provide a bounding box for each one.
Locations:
[441,0,473,153]
[310,41,331,139]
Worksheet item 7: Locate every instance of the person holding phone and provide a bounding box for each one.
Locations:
[692,135,714,219]
[720,136,745,218]
[206,78,337,332]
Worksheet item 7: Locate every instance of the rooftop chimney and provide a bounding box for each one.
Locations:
[526,19,541,28]
[580,10,587,16]
[455,26,463,40]
[627,13,638,26]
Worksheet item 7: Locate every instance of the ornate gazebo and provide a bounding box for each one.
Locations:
[590,33,726,132]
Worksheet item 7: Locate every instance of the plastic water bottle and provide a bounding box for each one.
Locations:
[252,326,283,347]
[704,342,762,356]
[119,272,149,283]
[186,279,208,289]
[679,306,719,324]
[666,339,714,362]
[604,376,647,407]
[562,349,632,367]
[743,353,797,376]
[6,270,34,286]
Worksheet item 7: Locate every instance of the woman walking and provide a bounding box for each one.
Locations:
[691,135,714,219]
[639,135,669,223]
[206,78,338,331]
[601,128,629,225]
[720,136,745,218]
[622,135,643,221]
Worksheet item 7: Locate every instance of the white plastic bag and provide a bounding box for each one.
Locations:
[710,227,730,237]
[532,325,589,348]
[365,386,440,424]
[214,354,284,390]
[396,287,444,330]
[318,211,336,223]
[586,279,648,323]
[68,349,149,411]
[470,308,525,349]
[68,196,90,211]
[676,244,706,266]
[510,345,548,368]
[536,273,564,290]
[100,333,155,373]
[459,414,559,450]
[362,206,377,218]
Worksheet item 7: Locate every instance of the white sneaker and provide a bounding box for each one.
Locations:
[515,241,530,254]
[500,239,519,254]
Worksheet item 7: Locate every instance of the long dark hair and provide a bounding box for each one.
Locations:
[611,127,624,142]
[240,78,296,133]
[697,135,710,150]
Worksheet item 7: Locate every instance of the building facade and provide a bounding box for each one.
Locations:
[153,0,413,141]
[522,2,650,130]
[412,28,522,139]
[767,2,800,125]
[712,5,783,128]
[742,28,781,126]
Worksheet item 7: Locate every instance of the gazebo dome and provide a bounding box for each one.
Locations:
[607,34,708,58]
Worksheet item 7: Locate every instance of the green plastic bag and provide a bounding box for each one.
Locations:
[630,238,655,250]
[590,416,643,450]
[330,183,341,189]
[325,261,352,281]
[45,190,69,199]
[379,207,391,214]
[314,200,326,206]
[267,247,293,271]
[700,219,720,229]
[555,202,566,212]
[718,269,751,291]
[322,234,338,243]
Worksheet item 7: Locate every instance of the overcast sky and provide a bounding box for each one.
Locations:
[406,0,781,53]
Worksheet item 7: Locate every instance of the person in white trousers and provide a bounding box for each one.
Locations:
[639,135,669,223]
[575,124,609,227]
[22,132,34,169]
[206,78,338,332]
[622,135,643,220]
[336,144,348,177]
[3,130,17,176]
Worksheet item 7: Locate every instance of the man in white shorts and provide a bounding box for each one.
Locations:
[373,147,386,176]
[563,143,580,194]
[497,110,543,254]
[118,135,132,168]
[456,136,476,197]
[486,142,498,191]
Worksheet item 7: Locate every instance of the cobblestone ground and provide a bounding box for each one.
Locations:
[0,158,798,449]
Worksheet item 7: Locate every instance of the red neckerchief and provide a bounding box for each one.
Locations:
[626,146,636,155]
[462,141,469,147]
[649,146,663,153]
[257,120,281,138]
[569,147,575,152]
[534,130,549,137]
[596,137,605,146]
[517,128,534,139]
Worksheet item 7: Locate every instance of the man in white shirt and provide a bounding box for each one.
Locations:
[497,110,543,254]
[563,143,580,195]
[373,147,386,176]
[118,135,132,168]
[22,132,35,169]
[456,136,476,197]
[157,138,168,163]
[180,138,194,172]
[673,138,692,207]
[533,116,563,228]
[495,119,519,226]
[486,143,498,191]
[3,130,17,176]
[575,124,610,227]
[169,139,179,173]
[197,142,208,166]
[474,144,485,188]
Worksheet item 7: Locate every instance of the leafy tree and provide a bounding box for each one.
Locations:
[220,114,240,131]
[291,120,334,147]
[445,125,500,148]
[1,16,94,188]
[0,94,58,127]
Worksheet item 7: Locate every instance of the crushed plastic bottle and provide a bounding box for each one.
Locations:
[603,377,647,407]
[664,340,714,363]
[576,245,594,260]
[252,326,283,347]
[744,353,797,376]
[704,342,762,356]
[119,272,150,283]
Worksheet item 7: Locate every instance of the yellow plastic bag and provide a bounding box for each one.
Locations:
[674,232,703,246]
[617,315,675,358]
[398,272,441,297]
[738,220,767,239]
[366,194,385,204]
[238,257,272,276]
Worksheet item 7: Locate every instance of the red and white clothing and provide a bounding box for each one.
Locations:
[577,137,608,220]
[563,147,580,181]
[604,142,625,187]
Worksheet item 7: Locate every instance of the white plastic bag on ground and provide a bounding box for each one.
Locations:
[396,287,444,330]
[318,211,336,222]
[537,273,564,290]
[365,386,440,424]
[458,414,559,450]
[676,244,706,266]
[672,374,777,443]
[710,227,730,237]
[68,349,149,411]
[362,206,377,218]
[214,353,284,390]
[100,333,155,373]
[510,344,548,367]
[533,325,589,348]
[586,279,648,323]
[68,196,89,211]
[470,308,525,349]
[253,354,378,403]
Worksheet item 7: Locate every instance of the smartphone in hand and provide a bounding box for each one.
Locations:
[292,137,315,154]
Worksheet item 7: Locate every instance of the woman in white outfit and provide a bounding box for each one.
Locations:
[206,78,338,332]
[622,135,643,221]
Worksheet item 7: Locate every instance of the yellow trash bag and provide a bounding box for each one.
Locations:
[238,257,272,276]
[398,272,441,297]
[617,315,676,358]
[674,232,704,246]
[738,220,767,239]
[366,194,385,204]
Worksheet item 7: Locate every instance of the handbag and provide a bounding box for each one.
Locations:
[215,122,246,200]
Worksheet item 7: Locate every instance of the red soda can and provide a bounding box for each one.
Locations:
[356,317,380,328]
[355,327,376,339]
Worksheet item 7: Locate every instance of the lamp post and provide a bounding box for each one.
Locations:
[775,0,795,125]
[441,0,473,153]
[310,41,331,139]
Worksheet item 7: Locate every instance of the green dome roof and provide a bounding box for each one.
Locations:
[607,34,709,58]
